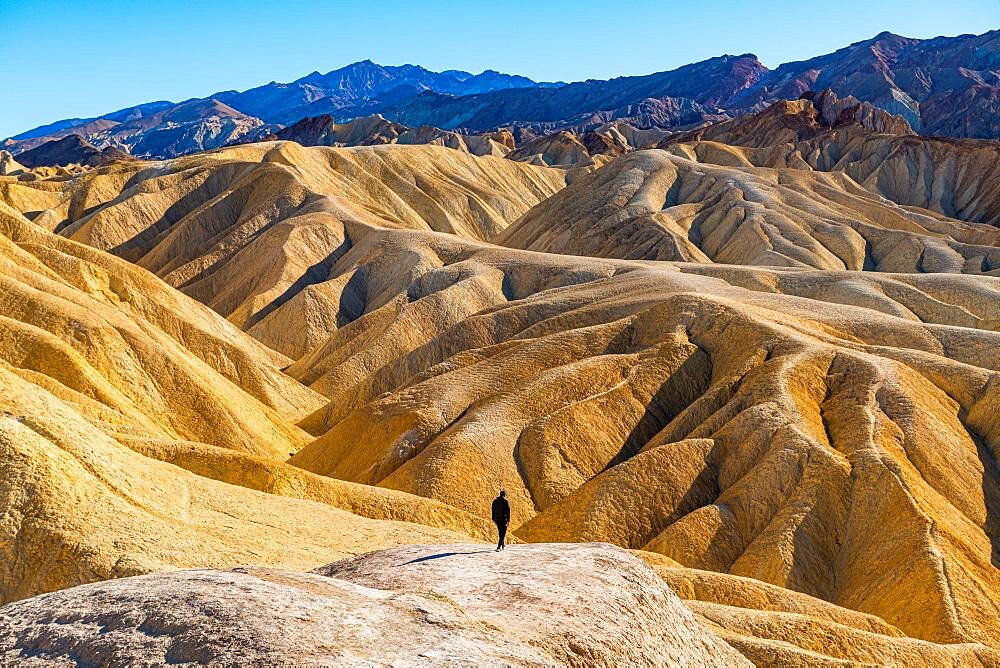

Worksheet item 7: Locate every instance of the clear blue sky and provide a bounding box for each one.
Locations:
[1,0,996,138]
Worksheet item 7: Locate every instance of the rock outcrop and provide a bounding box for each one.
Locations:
[0,543,749,667]
[262,113,515,156]
[663,89,913,147]
[0,151,26,175]
[14,134,135,169]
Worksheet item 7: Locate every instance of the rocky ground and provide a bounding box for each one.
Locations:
[0,543,748,667]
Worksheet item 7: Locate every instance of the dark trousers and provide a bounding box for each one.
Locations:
[495,522,508,549]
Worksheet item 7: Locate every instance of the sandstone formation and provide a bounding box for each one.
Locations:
[2,110,1000,663]
[1,143,564,357]
[0,151,26,175]
[664,89,915,146]
[661,112,1000,228]
[500,92,1000,268]
[507,129,627,168]
[0,543,748,666]
[0,199,484,604]
[640,555,1000,665]
[499,147,1000,270]
[287,242,1000,647]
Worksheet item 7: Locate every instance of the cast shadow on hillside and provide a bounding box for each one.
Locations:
[402,551,483,565]
[244,238,352,329]
[976,437,1000,569]
[612,349,712,467]
[102,180,229,257]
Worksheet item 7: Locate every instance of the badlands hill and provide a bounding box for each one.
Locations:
[0,197,500,603]
[500,92,1000,268]
[1,126,1000,663]
[0,142,564,357]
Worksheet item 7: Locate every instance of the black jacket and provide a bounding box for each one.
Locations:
[491,496,510,525]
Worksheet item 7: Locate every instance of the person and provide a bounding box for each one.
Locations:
[491,490,510,551]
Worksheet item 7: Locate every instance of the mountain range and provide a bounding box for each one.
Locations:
[2,61,559,159]
[4,29,999,162]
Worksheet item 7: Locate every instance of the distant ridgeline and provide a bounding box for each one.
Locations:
[3,29,998,164]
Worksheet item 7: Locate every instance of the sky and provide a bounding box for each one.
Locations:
[1,0,997,138]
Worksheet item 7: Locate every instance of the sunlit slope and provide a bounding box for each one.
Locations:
[0,201,320,456]
[637,553,1000,665]
[0,143,564,358]
[286,232,1000,647]
[0,368,475,605]
[0,206,484,604]
[498,149,1000,271]
[661,96,1000,227]
[2,139,998,657]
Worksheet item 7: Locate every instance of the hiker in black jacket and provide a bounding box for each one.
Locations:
[491,490,511,551]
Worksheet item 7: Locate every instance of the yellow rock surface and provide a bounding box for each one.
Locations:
[282,234,1000,647]
[498,148,1000,272]
[122,436,496,541]
[0,202,479,604]
[0,202,321,456]
[0,368,474,604]
[0,143,565,358]
[1,139,999,662]
[635,556,1000,665]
